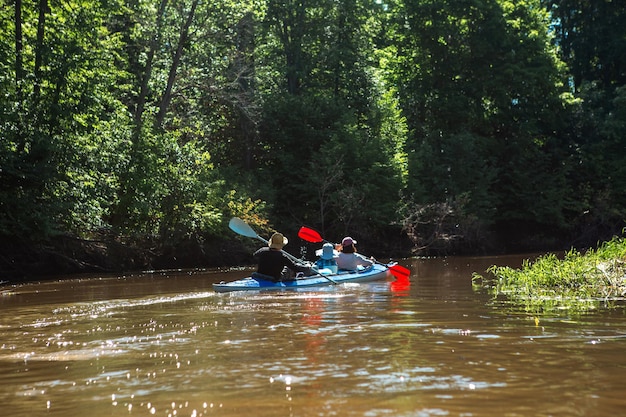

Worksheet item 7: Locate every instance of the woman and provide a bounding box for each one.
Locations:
[336,236,373,271]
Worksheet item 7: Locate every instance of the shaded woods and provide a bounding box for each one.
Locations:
[1,0,625,279]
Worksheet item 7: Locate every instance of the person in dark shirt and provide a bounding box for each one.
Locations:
[253,232,311,281]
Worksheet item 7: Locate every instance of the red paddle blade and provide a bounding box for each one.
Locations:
[389,264,411,280]
[298,226,324,243]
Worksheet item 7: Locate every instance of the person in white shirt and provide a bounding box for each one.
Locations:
[335,236,373,271]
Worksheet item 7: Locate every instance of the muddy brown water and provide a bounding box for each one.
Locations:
[1,255,625,416]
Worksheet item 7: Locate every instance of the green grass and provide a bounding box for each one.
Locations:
[473,236,626,312]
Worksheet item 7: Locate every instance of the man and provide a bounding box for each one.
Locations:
[253,232,311,281]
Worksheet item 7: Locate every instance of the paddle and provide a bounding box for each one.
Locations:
[229,217,337,284]
[229,217,301,263]
[297,226,411,280]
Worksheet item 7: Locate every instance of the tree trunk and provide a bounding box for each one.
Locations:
[33,0,49,102]
[268,0,306,96]
[134,0,168,139]
[14,0,24,149]
[235,12,258,170]
[155,0,199,129]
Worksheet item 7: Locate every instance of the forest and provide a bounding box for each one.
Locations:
[1,0,625,279]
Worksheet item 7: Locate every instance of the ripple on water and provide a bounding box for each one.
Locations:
[362,370,507,393]
[2,268,626,417]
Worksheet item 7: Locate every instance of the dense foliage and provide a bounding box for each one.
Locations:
[1,0,625,276]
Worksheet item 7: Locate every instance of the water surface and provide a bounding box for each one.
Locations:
[1,256,625,416]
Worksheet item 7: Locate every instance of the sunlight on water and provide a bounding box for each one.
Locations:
[1,262,626,416]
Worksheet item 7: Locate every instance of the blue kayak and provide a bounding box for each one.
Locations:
[213,263,393,292]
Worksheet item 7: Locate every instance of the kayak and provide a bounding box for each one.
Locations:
[213,263,393,293]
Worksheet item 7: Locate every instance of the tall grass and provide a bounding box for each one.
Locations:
[474,236,626,312]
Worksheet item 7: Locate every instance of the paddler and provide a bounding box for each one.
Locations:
[253,232,311,281]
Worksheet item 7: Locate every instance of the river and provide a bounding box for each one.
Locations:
[1,255,625,416]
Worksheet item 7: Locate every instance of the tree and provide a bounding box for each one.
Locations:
[0,0,131,239]
[545,0,626,91]
[257,0,406,238]
[544,0,626,244]
[388,0,572,249]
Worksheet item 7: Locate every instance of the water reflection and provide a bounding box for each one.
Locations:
[1,258,625,416]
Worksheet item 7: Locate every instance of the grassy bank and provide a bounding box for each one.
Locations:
[474,236,626,312]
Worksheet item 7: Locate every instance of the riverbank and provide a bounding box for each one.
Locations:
[0,234,252,282]
[0,232,417,283]
[2,229,623,286]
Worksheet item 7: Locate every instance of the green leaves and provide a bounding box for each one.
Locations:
[0,0,625,264]
[478,237,626,313]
